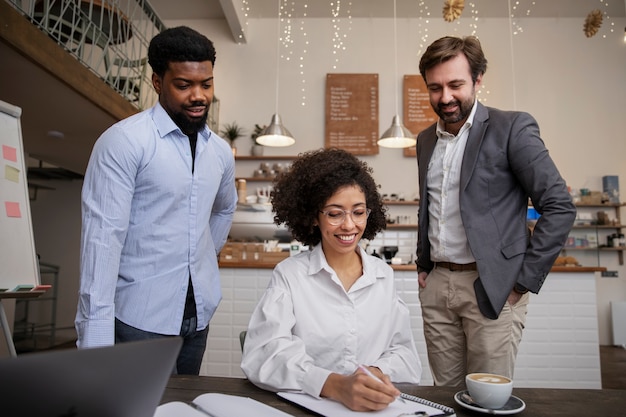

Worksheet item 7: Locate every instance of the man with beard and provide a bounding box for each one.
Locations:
[75,26,237,375]
[414,36,575,386]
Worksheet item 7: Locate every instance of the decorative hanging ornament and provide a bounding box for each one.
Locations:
[583,9,603,38]
[443,0,464,22]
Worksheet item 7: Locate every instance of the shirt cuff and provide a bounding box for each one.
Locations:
[299,366,333,398]
[75,318,115,348]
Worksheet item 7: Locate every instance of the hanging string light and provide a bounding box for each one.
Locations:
[330,1,353,70]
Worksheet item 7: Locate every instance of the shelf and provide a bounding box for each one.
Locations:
[236,177,275,182]
[13,262,59,352]
[383,200,419,206]
[569,202,624,266]
[575,202,626,208]
[235,155,295,161]
[385,224,417,229]
[571,225,624,229]
[563,247,624,251]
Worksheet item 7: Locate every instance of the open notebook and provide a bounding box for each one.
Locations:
[278,391,456,417]
[155,393,293,417]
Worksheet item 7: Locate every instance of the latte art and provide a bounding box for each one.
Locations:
[468,373,510,384]
[466,373,513,409]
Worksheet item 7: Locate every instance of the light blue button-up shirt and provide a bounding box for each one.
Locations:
[76,102,237,348]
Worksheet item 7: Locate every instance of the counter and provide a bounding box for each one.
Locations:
[219,260,606,273]
[204,262,604,388]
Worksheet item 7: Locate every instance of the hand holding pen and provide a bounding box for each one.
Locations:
[320,365,400,411]
[356,364,403,401]
[357,366,457,416]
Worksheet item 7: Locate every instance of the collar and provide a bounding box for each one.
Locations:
[152,102,211,141]
[307,244,387,288]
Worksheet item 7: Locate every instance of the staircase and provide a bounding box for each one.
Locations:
[6,0,164,111]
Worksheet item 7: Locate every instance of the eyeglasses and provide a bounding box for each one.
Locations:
[319,208,371,226]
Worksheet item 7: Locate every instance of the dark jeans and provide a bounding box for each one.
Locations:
[115,317,209,375]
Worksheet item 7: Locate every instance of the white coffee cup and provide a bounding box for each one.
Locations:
[465,373,513,410]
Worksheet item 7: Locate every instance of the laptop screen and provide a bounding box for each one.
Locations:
[0,337,182,417]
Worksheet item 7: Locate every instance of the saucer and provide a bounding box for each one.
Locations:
[454,390,526,415]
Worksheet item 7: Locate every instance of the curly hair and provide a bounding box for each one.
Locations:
[271,148,387,247]
[419,36,488,84]
[148,26,216,78]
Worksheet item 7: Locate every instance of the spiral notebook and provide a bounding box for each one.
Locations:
[278,391,456,416]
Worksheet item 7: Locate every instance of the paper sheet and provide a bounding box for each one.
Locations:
[153,402,206,417]
[278,391,453,417]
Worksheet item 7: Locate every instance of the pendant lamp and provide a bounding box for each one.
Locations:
[256,0,295,147]
[377,0,416,149]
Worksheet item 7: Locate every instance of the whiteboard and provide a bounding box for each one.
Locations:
[0,100,40,291]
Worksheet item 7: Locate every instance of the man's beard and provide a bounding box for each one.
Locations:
[171,106,209,135]
[434,96,473,125]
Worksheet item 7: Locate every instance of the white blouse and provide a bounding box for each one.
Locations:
[241,244,422,398]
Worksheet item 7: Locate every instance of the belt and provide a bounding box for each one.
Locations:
[434,261,477,271]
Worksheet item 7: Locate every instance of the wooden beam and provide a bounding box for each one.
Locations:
[218,0,248,44]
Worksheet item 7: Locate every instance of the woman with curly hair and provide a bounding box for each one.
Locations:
[241,148,421,412]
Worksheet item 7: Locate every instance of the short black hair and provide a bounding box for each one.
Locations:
[148,26,216,77]
[271,148,387,246]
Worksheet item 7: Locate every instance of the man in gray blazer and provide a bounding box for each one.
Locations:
[415,36,576,386]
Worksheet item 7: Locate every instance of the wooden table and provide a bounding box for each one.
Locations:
[162,375,626,416]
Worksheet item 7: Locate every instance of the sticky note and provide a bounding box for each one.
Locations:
[5,201,21,218]
[5,165,20,183]
[2,145,17,162]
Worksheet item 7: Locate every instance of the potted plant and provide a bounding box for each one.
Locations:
[250,123,267,156]
[220,122,245,155]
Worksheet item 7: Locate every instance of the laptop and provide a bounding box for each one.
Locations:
[0,337,182,417]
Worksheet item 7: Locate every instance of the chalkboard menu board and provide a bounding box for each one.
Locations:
[402,75,438,157]
[325,73,379,155]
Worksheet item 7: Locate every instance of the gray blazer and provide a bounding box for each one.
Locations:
[416,102,576,319]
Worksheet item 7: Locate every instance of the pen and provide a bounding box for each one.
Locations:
[357,365,406,403]
[357,364,384,384]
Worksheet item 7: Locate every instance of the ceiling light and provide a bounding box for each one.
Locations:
[256,0,296,147]
[255,114,295,147]
[378,115,417,148]
[377,0,416,149]
[46,130,65,139]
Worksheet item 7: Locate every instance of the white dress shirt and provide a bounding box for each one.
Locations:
[241,244,422,398]
[427,100,478,264]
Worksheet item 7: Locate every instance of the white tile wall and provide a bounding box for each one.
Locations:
[515,272,601,388]
[203,266,601,389]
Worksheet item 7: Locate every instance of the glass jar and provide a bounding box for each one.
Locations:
[612,233,620,248]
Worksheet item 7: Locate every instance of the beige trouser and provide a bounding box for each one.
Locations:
[419,267,529,387]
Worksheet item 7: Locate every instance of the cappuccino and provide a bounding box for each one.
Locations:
[468,373,510,384]
[466,373,513,409]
